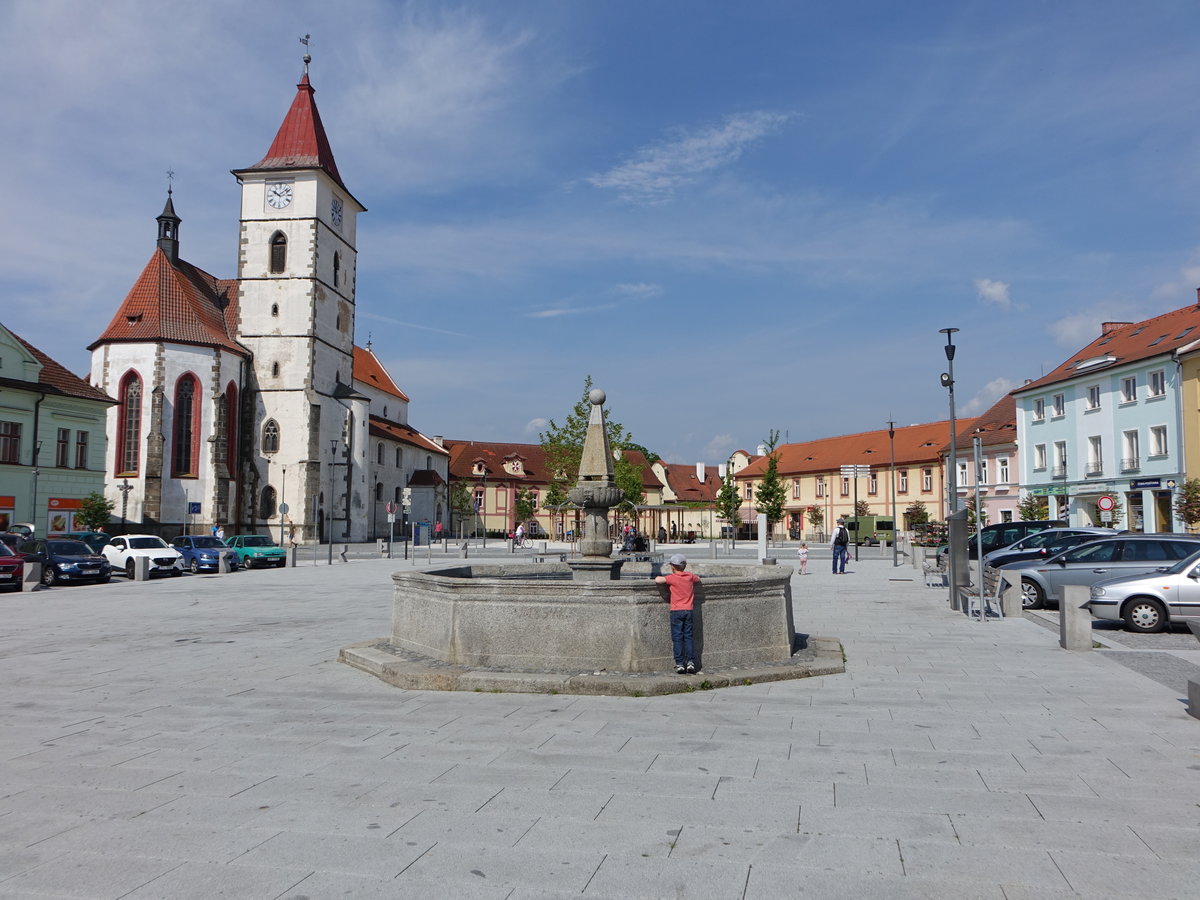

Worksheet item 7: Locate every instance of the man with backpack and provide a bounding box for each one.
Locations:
[831,518,850,574]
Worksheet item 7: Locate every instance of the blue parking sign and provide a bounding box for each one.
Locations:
[188,502,202,514]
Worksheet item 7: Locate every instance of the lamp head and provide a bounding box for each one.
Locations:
[940,372,953,388]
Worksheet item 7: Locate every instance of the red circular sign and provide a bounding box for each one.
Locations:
[1097,495,1115,512]
[385,501,397,514]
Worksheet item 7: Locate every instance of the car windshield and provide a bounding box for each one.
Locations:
[1160,550,1200,575]
[241,536,276,547]
[46,540,92,555]
[129,537,169,550]
[189,537,226,548]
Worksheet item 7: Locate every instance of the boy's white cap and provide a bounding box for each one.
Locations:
[668,553,687,567]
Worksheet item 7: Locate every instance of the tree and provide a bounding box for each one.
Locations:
[75,491,114,531]
[1017,494,1048,521]
[1176,479,1200,532]
[806,505,824,537]
[754,430,786,540]
[715,465,742,538]
[904,500,930,528]
[964,495,988,529]
[448,480,475,536]
[614,453,646,507]
[513,488,536,530]
[854,500,871,517]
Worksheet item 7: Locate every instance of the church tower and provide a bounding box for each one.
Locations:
[232,58,367,541]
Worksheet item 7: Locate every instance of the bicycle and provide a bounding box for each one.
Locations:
[511,533,530,550]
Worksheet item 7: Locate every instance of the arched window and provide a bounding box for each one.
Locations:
[271,303,279,317]
[224,383,238,479]
[269,232,287,274]
[271,361,279,377]
[260,485,277,519]
[394,486,402,503]
[395,447,402,467]
[262,419,280,454]
[376,442,384,465]
[426,455,432,470]
[116,371,142,476]
[374,482,383,501]
[333,251,341,287]
[171,373,200,476]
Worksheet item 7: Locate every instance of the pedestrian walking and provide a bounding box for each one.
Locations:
[654,553,701,674]
[797,542,808,575]
[831,519,849,574]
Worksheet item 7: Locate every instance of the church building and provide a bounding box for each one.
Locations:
[88,61,447,541]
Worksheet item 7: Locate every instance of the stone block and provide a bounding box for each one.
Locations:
[1189,679,1200,720]
[133,556,150,582]
[1000,581,1022,618]
[23,562,40,587]
[1060,584,1092,651]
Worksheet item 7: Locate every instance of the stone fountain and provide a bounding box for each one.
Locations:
[339,389,843,694]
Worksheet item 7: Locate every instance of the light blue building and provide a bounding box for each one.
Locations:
[1014,305,1200,531]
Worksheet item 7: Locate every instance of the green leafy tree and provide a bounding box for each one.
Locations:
[754,430,786,540]
[448,480,474,537]
[854,499,871,517]
[75,491,114,531]
[1017,494,1048,521]
[1175,479,1200,532]
[513,488,536,530]
[964,495,988,529]
[715,465,742,538]
[614,453,646,507]
[904,500,930,528]
[805,505,824,535]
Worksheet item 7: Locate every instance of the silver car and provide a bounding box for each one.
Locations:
[1089,549,1200,632]
[995,534,1200,609]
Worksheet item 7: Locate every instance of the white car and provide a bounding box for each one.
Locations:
[103,534,183,579]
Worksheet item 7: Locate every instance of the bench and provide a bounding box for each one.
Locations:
[957,585,1002,618]
[531,552,568,563]
[922,559,947,587]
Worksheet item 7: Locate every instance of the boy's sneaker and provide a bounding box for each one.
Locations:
[685,662,696,674]
[675,665,686,675]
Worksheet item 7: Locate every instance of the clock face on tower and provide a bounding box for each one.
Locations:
[266,182,293,210]
[331,196,343,229]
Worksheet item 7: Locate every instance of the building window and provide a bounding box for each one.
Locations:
[1150,425,1168,457]
[395,447,402,467]
[977,459,987,483]
[376,442,384,465]
[1034,444,1047,470]
[225,383,239,479]
[473,488,484,510]
[117,372,142,475]
[1087,436,1103,475]
[957,460,969,485]
[792,479,801,499]
[259,486,277,519]
[1086,385,1101,409]
[1121,376,1136,403]
[744,483,754,501]
[426,454,433,470]
[867,473,878,495]
[530,490,539,509]
[921,468,932,492]
[840,476,849,496]
[55,428,70,467]
[898,470,909,493]
[74,430,88,469]
[374,482,383,501]
[171,374,200,477]
[0,420,20,464]
[271,361,279,377]
[269,232,287,274]
[815,477,825,497]
[1148,369,1166,397]
[333,251,340,287]
[1121,430,1140,472]
[1053,441,1067,477]
[271,303,279,317]
[998,457,1009,483]
[261,419,280,454]
[1052,393,1065,417]
[1033,398,1045,421]
[394,486,402,503]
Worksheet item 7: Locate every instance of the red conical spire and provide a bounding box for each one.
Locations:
[245,74,346,190]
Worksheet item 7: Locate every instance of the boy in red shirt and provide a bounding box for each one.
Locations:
[655,553,701,674]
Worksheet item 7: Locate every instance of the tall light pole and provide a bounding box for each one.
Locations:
[328,439,337,565]
[888,420,898,566]
[939,328,960,515]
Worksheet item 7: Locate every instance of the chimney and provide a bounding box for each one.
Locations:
[432,435,443,446]
[696,462,705,483]
[756,443,767,456]
[718,463,727,478]
[1101,321,1132,335]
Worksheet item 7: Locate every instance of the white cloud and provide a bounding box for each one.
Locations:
[1048,305,1132,348]
[701,433,737,463]
[614,282,663,298]
[527,302,616,319]
[1150,260,1200,302]
[974,278,1011,310]
[587,110,789,204]
[962,378,1015,415]
[524,417,548,434]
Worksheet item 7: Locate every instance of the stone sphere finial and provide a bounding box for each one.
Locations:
[588,388,606,406]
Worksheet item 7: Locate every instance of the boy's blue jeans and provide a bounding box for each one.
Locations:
[670,609,695,666]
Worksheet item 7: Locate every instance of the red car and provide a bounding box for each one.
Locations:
[0,539,25,592]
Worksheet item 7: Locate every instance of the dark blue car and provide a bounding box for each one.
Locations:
[170,535,240,574]
[19,539,112,587]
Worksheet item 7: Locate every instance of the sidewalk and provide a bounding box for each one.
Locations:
[0,555,1197,898]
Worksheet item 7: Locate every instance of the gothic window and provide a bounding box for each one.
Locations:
[374,482,383,501]
[376,442,384,465]
[426,455,432,470]
[333,251,340,287]
[171,373,200,476]
[271,303,279,317]
[259,485,277,519]
[117,371,142,475]
[261,419,280,454]
[269,232,287,274]
[271,361,279,377]
[395,447,402,467]
[224,383,238,478]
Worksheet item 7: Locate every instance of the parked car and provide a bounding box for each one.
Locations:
[1089,549,1200,632]
[102,534,183,579]
[0,538,25,592]
[226,534,288,568]
[937,520,1068,564]
[995,534,1200,609]
[170,534,240,574]
[60,531,114,554]
[8,523,35,541]
[980,527,1113,596]
[19,538,112,586]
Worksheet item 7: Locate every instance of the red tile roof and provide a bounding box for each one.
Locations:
[88,249,245,355]
[948,393,1016,452]
[444,440,552,481]
[239,74,347,191]
[353,346,409,402]
[4,326,114,403]
[659,463,722,503]
[369,417,448,456]
[1013,300,1200,395]
[619,449,663,490]
[736,420,968,479]
[408,469,445,487]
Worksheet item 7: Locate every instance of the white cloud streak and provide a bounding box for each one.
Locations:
[975,278,1012,310]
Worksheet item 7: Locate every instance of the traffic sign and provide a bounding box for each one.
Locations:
[385,501,397,514]
[1097,495,1115,512]
[839,465,871,477]
[188,502,201,514]
[387,513,396,523]
[278,502,289,515]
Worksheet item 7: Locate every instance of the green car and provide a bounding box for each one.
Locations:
[225,534,288,569]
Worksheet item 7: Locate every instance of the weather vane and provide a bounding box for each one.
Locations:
[166,168,175,196]
[300,33,311,75]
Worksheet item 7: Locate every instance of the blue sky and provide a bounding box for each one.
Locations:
[5,0,1200,464]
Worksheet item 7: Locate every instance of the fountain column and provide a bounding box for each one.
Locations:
[567,389,626,581]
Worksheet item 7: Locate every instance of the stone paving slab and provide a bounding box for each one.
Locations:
[1,555,1198,898]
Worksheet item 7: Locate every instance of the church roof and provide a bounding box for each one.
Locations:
[353,346,410,401]
[2,326,114,404]
[369,416,448,456]
[89,249,245,355]
[238,74,347,191]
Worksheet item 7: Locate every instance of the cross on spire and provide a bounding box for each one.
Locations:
[166,168,175,196]
[300,33,311,76]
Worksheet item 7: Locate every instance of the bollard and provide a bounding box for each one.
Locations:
[459,542,469,559]
[539,541,547,553]
[377,539,386,555]
[23,562,41,588]
[134,556,151,582]
[289,545,298,567]
[709,540,717,559]
[1059,585,1092,651]
[999,581,1022,618]
[218,554,230,574]
[340,544,349,563]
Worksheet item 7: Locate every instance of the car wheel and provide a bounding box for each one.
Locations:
[13,579,24,592]
[189,559,200,574]
[1021,578,1045,609]
[98,575,110,584]
[1123,597,1167,633]
[41,565,57,587]
[125,560,135,580]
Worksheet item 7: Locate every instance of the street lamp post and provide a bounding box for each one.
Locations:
[328,440,337,565]
[940,328,960,515]
[888,420,898,566]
